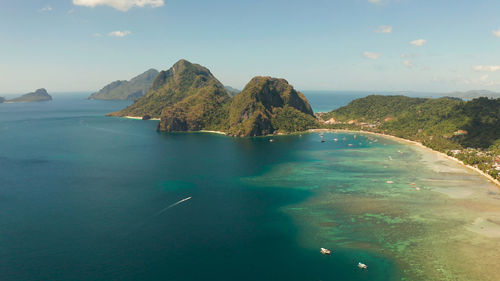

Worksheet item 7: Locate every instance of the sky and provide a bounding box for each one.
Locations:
[1,0,500,94]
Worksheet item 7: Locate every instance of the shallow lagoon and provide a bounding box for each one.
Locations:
[0,95,499,280]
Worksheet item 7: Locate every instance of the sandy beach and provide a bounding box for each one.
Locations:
[199,130,227,135]
[309,128,500,188]
[124,116,160,121]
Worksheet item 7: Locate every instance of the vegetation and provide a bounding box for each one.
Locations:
[8,88,52,102]
[321,95,500,180]
[88,69,159,100]
[227,77,315,136]
[110,61,317,136]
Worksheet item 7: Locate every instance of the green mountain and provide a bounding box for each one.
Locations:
[323,95,500,150]
[108,60,231,120]
[109,60,316,136]
[227,77,316,136]
[156,61,232,131]
[88,69,159,100]
[8,88,52,102]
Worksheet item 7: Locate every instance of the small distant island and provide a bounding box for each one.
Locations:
[6,88,52,103]
[0,96,5,103]
[88,69,159,100]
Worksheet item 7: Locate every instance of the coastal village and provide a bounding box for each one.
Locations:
[316,113,500,184]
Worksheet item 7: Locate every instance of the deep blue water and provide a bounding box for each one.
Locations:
[0,93,397,281]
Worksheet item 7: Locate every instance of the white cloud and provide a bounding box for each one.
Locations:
[363,51,381,60]
[492,27,500,37]
[461,74,498,86]
[92,33,103,37]
[375,25,392,33]
[473,65,500,72]
[108,30,131,37]
[402,60,413,68]
[73,0,164,11]
[410,39,426,47]
[39,5,53,12]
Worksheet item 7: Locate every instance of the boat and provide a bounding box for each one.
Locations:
[333,138,338,142]
[269,139,274,143]
[358,262,367,269]
[320,248,331,255]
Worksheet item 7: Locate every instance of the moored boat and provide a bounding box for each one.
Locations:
[320,247,331,255]
[358,262,367,269]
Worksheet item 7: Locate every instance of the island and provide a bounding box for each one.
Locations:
[0,97,5,103]
[107,59,500,183]
[7,88,52,102]
[108,59,316,136]
[88,68,159,100]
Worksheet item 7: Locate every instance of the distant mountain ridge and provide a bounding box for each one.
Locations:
[224,86,240,97]
[446,90,500,99]
[7,88,52,102]
[88,69,159,100]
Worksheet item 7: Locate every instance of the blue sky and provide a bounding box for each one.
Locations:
[1,0,500,94]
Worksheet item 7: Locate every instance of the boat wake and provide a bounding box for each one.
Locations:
[121,196,192,238]
[154,197,192,216]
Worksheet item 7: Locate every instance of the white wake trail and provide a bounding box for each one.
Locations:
[154,197,192,216]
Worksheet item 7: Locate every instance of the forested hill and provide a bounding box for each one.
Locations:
[322,95,500,151]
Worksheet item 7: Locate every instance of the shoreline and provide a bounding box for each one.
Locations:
[308,129,500,188]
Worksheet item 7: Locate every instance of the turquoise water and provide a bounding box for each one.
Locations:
[1,94,499,280]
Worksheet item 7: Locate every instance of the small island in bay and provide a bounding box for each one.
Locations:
[0,96,5,103]
[88,68,159,100]
[7,88,52,103]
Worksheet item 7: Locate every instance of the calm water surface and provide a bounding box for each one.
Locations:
[1,93,498,281]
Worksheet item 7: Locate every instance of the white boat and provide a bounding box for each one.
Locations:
[333,138,338,141]
[320,248,331,255]
[358,262,367,269]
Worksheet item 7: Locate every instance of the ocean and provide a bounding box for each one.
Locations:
[0,92,499,281]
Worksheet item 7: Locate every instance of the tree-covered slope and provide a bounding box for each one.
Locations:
[325,95,500,150]
[88,69,158,100]
[8,88,52,102]
[108,61,317,136]
[227,77,316,136]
